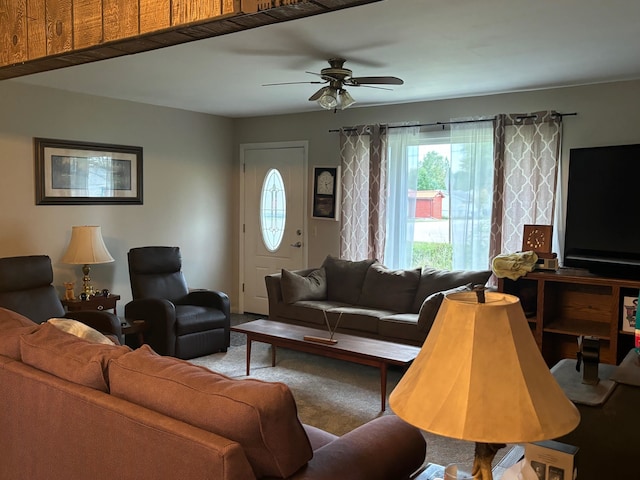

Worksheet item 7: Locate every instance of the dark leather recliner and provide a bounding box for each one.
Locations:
[0,255,123,343]
[124,246,230,359]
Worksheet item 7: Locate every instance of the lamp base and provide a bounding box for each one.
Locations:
[471,442,506,480]
[81,264,94,296]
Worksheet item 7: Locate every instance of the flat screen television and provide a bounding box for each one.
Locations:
[564,143,640,279]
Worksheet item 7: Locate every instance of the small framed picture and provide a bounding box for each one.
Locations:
[312,166,341,220]
[622,295,638,333]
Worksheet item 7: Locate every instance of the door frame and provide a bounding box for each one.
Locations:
[238,140,309,314]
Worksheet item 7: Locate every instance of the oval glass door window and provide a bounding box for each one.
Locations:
[260,168,286,251]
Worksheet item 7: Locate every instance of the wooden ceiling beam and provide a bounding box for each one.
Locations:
[0,0,382,81]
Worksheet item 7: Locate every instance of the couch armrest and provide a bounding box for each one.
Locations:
[265,272,285,319]
[124,298,177,356]
[287,416,426,480]
[182,290,230,317]
[64,310,123,345]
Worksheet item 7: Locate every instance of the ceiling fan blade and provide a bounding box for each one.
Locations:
[354,84,394,91]
[305,71,342,83]
[349,76,404,86]
[262,81,325,86]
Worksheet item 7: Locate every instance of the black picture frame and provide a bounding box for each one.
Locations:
[34,137,143,205]
[312,166,341,220]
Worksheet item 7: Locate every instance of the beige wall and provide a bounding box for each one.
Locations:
[1,79,639,313]
[0,81,235,308]
[234,80,640,268]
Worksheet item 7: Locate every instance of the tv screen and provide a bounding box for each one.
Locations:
[564,143,640,279]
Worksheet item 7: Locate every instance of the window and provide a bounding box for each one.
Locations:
[260,168,286,251]
[385,121,494,271]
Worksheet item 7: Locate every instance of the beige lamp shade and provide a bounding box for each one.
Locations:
[61,226,114,265]
[390,291,580,444]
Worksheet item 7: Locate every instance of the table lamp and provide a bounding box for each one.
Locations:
[390,290,580,480]
[61,225,114,296]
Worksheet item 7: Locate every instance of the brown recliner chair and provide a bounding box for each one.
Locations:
[124,246,230,359]
[0,255,123,343]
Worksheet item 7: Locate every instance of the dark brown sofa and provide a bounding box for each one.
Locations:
[266,256,492,346]
[0,307,426,480]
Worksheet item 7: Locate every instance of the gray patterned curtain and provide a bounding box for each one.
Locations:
[491,111,562,259]
[339,124,388,261]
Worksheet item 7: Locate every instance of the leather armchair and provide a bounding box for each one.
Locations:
[0,255,123,343]
[124,246,230,359]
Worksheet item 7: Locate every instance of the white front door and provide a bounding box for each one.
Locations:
[240,141,307,314]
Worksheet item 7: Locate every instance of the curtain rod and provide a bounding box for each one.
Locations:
[328,112,577,133]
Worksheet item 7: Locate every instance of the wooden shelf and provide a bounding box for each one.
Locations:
[498,268,640,365]
[544,318,610,339]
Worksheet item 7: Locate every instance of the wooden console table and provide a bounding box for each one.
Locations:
[498,268,640,365]
[231,319,420,412]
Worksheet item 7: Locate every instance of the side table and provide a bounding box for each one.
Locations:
[62,294,121,315]
[121,318,149,347]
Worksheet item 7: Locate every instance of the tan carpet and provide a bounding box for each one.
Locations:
[189,329,513,473]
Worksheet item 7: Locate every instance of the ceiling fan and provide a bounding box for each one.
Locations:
[263,58,404,111]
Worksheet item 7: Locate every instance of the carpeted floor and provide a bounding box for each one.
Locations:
[189,314,513,474]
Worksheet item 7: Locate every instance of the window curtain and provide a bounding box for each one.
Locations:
[491,111,562,259]
[384,125,420,269]
[339,125,388,261]
[450,119,494,270]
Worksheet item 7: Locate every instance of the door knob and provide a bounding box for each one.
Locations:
[290,241,302,248]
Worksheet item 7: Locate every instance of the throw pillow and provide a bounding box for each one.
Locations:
[47,318,116,345]
[321,255,376,304]
[20,322,130,392]
[411,268,492,312]
[281,268,327,304]
[109,345,313,478]
[417,283,474,334]
[358,264,421,312]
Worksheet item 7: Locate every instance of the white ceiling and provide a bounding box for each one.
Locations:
[10,0,640,118]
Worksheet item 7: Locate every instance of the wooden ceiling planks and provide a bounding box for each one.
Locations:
[0,0,382,81]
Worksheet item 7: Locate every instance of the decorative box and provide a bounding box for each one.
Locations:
[525,440,578,480]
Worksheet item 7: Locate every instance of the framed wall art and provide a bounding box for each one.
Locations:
[312,166,341,220]
[34,137,143,205]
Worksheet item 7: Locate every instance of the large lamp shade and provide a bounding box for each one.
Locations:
[61,226,114,296]
[390,291,580,479]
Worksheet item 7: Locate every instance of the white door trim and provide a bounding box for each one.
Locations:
[239,140,308,314]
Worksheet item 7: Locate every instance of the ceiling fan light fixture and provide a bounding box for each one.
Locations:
[317,87,338,109]
[339,89,356,109]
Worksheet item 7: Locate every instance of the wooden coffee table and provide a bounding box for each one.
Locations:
[231,319,420,411]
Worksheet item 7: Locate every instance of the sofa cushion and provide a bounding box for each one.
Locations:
[321,255,376,304]
[109,345,313,479]
[379,313,424,344]
[0,324,40,360]
[281,268,327,304]
[47,318,116,345]
[417,283,474,333]
[359,264,421,312]
[0,307,37,331]
[20,322,130,392]
[324,306,392,333]
[411,268,492,312]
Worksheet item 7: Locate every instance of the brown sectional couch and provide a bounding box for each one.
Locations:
[266,256,492,346]
[0,307,426,480]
